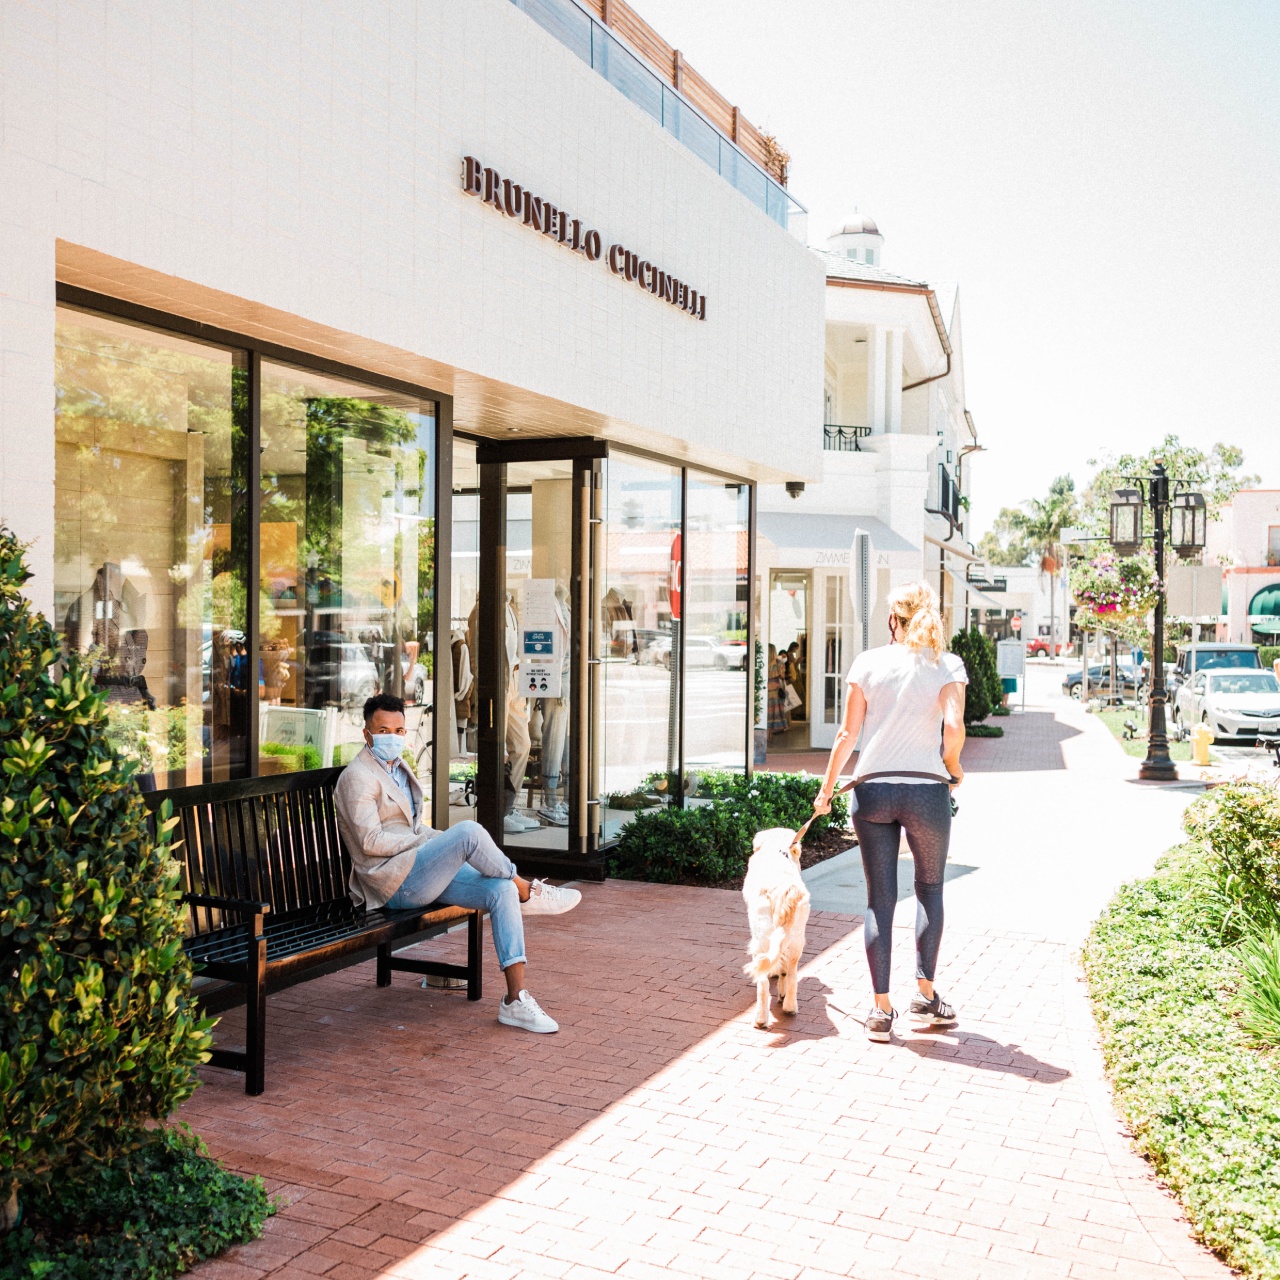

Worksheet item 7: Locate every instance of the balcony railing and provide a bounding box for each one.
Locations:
[928,464,963,529]
[823,424,872,452]
[511,0,806,233]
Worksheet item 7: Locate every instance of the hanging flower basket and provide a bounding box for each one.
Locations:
[1072,551,1159,628]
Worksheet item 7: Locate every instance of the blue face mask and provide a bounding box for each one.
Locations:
[368,733,403,764]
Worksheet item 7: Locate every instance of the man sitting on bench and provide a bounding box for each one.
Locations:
[335,693,580,1035]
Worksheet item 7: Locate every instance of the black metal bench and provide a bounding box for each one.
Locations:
[144,767,483,1095]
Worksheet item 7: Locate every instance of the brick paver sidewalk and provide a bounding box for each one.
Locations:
[184,877,1227,1280]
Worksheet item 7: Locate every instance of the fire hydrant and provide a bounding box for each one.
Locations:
[1191,723,1213,766]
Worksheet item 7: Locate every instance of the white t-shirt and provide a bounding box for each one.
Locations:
[846,644,968,783]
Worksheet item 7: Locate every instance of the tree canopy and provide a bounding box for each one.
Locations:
[1079,435,1258,537]
[977,475,1078,568]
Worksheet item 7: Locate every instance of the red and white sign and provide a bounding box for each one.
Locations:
[1010,615,1022,634]
[668,533,682,622]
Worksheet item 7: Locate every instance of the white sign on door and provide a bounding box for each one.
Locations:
[519,578,563,698]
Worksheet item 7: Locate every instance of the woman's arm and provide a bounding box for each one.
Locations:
[812,683,867,814]
[941,681,966,787]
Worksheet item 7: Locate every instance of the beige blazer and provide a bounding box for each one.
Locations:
[333,747,434,909]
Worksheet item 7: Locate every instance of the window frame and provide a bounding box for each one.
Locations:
[56,284,455,824]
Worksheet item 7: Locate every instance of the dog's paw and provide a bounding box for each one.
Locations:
[781,1003,798,1016]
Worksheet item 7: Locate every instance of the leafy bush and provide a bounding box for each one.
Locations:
[607,771,848,886]
[948,629,999,724]
[965,723,1004,738]
[0,1125,271,1279]
[1085,784,1280,1276]
[1085,846,1280,1277]
[1236,929,1280,1048]
[0,528,211,1216]
[1262,646,1280,671]
[1184,781,1280,940]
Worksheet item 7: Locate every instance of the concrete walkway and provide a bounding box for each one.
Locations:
[184,667,1230,1279]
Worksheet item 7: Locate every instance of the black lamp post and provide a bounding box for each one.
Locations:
[1108,462,1207,782]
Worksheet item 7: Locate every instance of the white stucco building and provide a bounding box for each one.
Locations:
[1206,490,1280,643]
[756,218,981,750]
[0,0,824,874]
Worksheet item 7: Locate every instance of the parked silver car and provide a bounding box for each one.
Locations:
[1174,669,1280,741]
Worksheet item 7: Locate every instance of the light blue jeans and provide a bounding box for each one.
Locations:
[386,821,526,969]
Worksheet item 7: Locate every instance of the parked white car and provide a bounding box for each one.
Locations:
[1174,669,1280,741]
[648,635,748,671]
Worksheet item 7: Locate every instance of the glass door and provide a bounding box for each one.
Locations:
[469,444,600,871]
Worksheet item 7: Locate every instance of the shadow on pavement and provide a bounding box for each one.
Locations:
[761,975,842,1045]
[900,1028,1071,1083]
[962,710,1082,772]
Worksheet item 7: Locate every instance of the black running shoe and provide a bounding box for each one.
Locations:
[864,1007,896,1043]
[909,991,958,1028]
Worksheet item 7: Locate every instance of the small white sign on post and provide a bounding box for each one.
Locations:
[1165,565,1223,618]
[997,640,1026,679]
[997,639,1027,712]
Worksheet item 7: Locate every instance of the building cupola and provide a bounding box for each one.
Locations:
[827,213,883,267]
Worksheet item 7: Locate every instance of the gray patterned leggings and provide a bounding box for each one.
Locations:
[851,782,951,994]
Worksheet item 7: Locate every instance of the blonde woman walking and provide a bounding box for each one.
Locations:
[812,582,967,1042]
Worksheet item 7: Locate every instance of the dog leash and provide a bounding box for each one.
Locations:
[792,771,957,848]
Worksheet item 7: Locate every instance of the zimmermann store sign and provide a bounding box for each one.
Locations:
[463,156,708,321]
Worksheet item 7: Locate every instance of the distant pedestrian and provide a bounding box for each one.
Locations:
[812,582,967,1042]
[768,644,787,734]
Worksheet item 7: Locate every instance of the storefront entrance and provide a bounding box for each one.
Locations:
[49,292,755,882]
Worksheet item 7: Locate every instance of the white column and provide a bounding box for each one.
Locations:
[866,326,886,434]
[886,328,904,434]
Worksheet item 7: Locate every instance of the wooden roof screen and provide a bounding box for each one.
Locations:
[576,0,788,186]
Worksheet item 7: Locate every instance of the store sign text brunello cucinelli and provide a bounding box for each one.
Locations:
[463,156,707,321]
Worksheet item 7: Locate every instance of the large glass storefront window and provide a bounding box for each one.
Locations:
[54,305,248,786]
[258,362,437,787]
[683,473,749,775]
[597,455,682,839]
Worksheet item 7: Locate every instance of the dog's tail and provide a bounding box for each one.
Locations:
[742,883,806,979]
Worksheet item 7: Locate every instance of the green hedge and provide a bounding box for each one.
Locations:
[260,741,322,773]
[1084,795,1280,1277]
[1262,646,1280,671]
[607,771,848,886]
[0,1126,271,1279]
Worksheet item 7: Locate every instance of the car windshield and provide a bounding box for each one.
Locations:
[1196,650,1260,671]
[1208,672,1280,695]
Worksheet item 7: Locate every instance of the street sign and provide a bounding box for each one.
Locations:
[1010,614,1022,634]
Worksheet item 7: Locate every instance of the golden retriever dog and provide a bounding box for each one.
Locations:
[742,827,811,1029]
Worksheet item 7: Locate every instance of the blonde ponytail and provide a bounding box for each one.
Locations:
[887,581,947,659]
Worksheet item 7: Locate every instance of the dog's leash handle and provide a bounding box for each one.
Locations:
[793,778,857,848]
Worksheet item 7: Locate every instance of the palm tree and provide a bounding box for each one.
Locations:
[1006,476,1079,650]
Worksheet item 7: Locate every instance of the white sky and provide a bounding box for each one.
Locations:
[635,0,1280,535]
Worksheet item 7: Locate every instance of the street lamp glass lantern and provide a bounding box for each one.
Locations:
[1109,489,1143,554]
[1171,491,1207,554]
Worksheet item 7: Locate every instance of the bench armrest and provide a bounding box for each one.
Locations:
[184,893,272,917]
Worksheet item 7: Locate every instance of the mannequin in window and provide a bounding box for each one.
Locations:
[537,582,572,826]
[462,593,536,833]
[63,562,155,710]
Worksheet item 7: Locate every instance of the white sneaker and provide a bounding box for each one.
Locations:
[503,812,538,834]
[538,803,569,826]
[521,878,582,916]
[497,989,559,1034]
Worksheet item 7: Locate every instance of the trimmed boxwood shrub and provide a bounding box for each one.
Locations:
[1261,646,1280,671]
[0,525,266,1268]
[948,628,1001,724]
[607,770,848,886]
